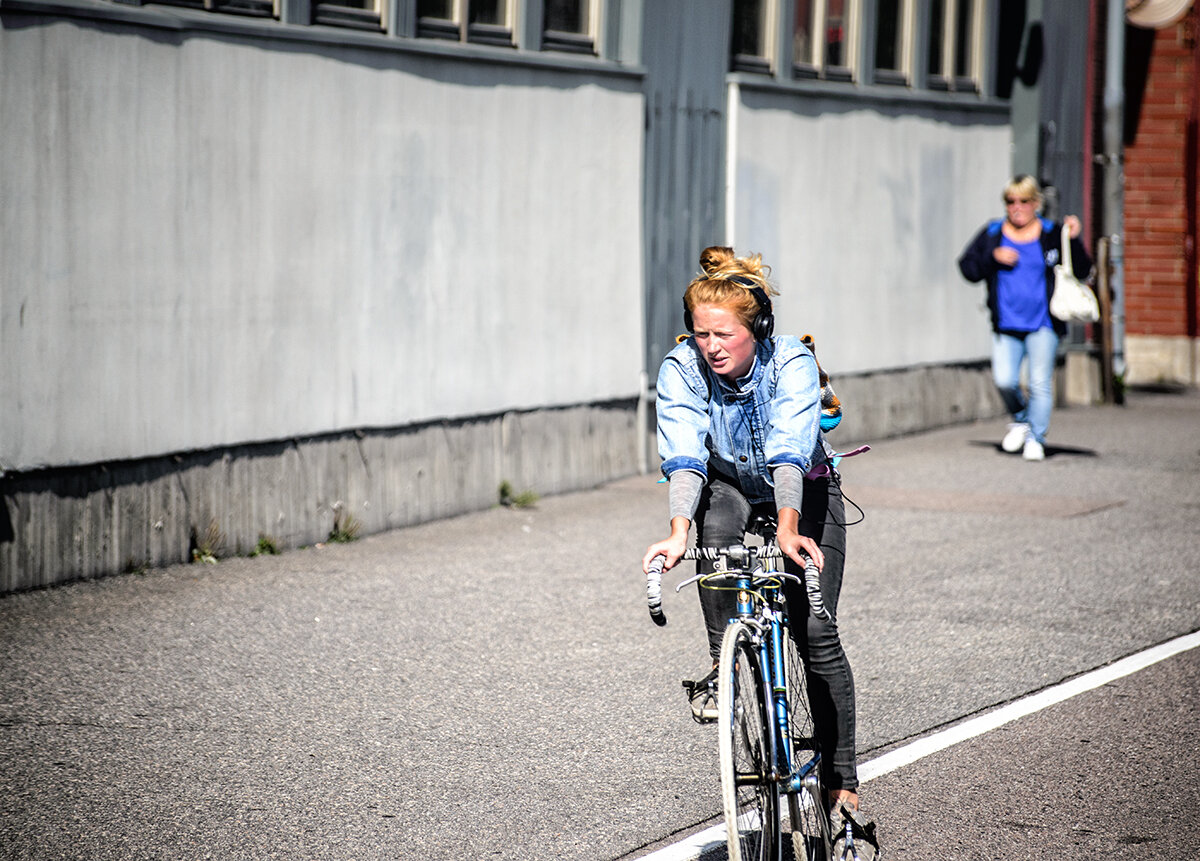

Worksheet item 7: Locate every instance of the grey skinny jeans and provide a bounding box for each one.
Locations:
[693,471,859,793]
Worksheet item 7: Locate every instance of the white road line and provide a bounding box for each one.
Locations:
[636,824,727,861]
[637,630,1200,861]
[858,629,1200,782]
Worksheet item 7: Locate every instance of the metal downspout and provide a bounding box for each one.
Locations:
[1103,0,1127,386]
[1188,9,1199,384]
[725,80,739,246]
[637,371,649,475]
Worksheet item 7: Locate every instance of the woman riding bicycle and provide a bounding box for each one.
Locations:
[641,246,876,852]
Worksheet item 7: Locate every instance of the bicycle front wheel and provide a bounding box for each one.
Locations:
[782,631,831,861]
[717,621,780,861]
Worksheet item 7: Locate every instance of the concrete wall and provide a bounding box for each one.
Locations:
[1125,335,1200,387]
[0,13,645,472]
[0,402,640,592]
[0,8,647,591]
[729,84,1013,376]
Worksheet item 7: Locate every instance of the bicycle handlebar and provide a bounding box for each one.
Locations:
[645,544,829,626]
[646,555,668,627]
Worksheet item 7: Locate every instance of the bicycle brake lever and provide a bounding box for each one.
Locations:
[673,572,706,592]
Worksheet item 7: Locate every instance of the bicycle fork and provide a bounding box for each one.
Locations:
[735,573,822,793]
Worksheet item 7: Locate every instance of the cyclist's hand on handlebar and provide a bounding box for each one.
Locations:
[643,536,687,574]
[643,516,691,574]
[777,526,824,571]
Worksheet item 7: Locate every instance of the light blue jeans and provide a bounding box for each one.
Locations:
[992,328,1058,444]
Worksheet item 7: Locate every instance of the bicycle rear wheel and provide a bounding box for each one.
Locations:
[718,621,780,861]
[782,631,831,861]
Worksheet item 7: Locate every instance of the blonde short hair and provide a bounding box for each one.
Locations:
[1003,174,1043,209]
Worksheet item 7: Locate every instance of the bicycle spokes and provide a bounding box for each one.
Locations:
[719,623,780,861]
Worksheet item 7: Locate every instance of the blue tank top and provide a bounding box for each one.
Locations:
[996,236,1052,332]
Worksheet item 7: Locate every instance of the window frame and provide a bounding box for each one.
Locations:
[927,0,981,93]
[951,0,980,91]
[541,0,598,55]
[315,0,385,31]
[730,0,776,75]
[414,0,515,46]
[871,0,914,86]
[791,0,859,82]
[10,0,639,66]
[792,0,859,81]
[819,0,856,81]
[730,0,994,97]
[147,0,279,18]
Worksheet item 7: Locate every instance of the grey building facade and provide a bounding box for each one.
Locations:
[2,0,1029,590]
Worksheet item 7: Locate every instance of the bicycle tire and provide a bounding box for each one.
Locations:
[781,630,832,861]
[718,621,780,861]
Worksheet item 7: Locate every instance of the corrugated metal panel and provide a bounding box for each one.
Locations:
[1039,1,1091,220]
[640,0,732,376]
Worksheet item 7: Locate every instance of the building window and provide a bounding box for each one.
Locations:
[731,0,773,73]
[823,0,850,72]
[100,0,625,56]
[927,0,944,83]
[148,0,277,18]
[543,0,595,54]
[731,0,990,92]
[314,0,384,30]
[873,0,911,85]
[952,0,977,86]
[218,0,276,16]
[793,0,814,71]
[928,0,980,91]
[417,0,514,46]
[792,0,855,81]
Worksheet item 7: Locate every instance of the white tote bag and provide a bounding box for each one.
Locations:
[1049,225,1100,323]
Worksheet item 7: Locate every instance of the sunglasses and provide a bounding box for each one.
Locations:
[1005,197,1033,205]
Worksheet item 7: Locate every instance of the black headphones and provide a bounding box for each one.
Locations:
[683,274,775,341]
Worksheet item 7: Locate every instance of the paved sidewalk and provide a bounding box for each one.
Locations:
[1,387,1198,861]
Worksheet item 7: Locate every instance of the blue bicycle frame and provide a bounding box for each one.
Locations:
[733,568,822,796]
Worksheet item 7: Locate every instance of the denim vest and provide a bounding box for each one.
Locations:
[656,334,828,505]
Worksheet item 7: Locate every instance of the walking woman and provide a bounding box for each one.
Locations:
[957,174,1093,460]
[641,246,877,857]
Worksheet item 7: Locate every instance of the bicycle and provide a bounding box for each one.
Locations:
[646,516,835,861]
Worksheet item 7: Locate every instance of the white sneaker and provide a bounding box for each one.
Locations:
[1001,422,1029,453]
[1023,438,1045,461]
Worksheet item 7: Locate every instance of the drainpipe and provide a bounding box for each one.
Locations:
[636,370,649,475]
[1188,9,1199,385]
[1103,0,1127,391]
[725,80,740,246]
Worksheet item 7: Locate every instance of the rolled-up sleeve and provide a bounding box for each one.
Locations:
[656,353,711,480]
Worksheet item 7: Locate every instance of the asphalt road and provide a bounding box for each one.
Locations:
[2,388,1198,860]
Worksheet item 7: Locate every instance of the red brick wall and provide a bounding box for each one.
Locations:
[1122,11,1199,339]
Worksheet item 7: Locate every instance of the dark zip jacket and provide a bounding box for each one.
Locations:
[957,217,1094,336]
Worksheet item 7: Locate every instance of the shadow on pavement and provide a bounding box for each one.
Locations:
[967,440,1098,458]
